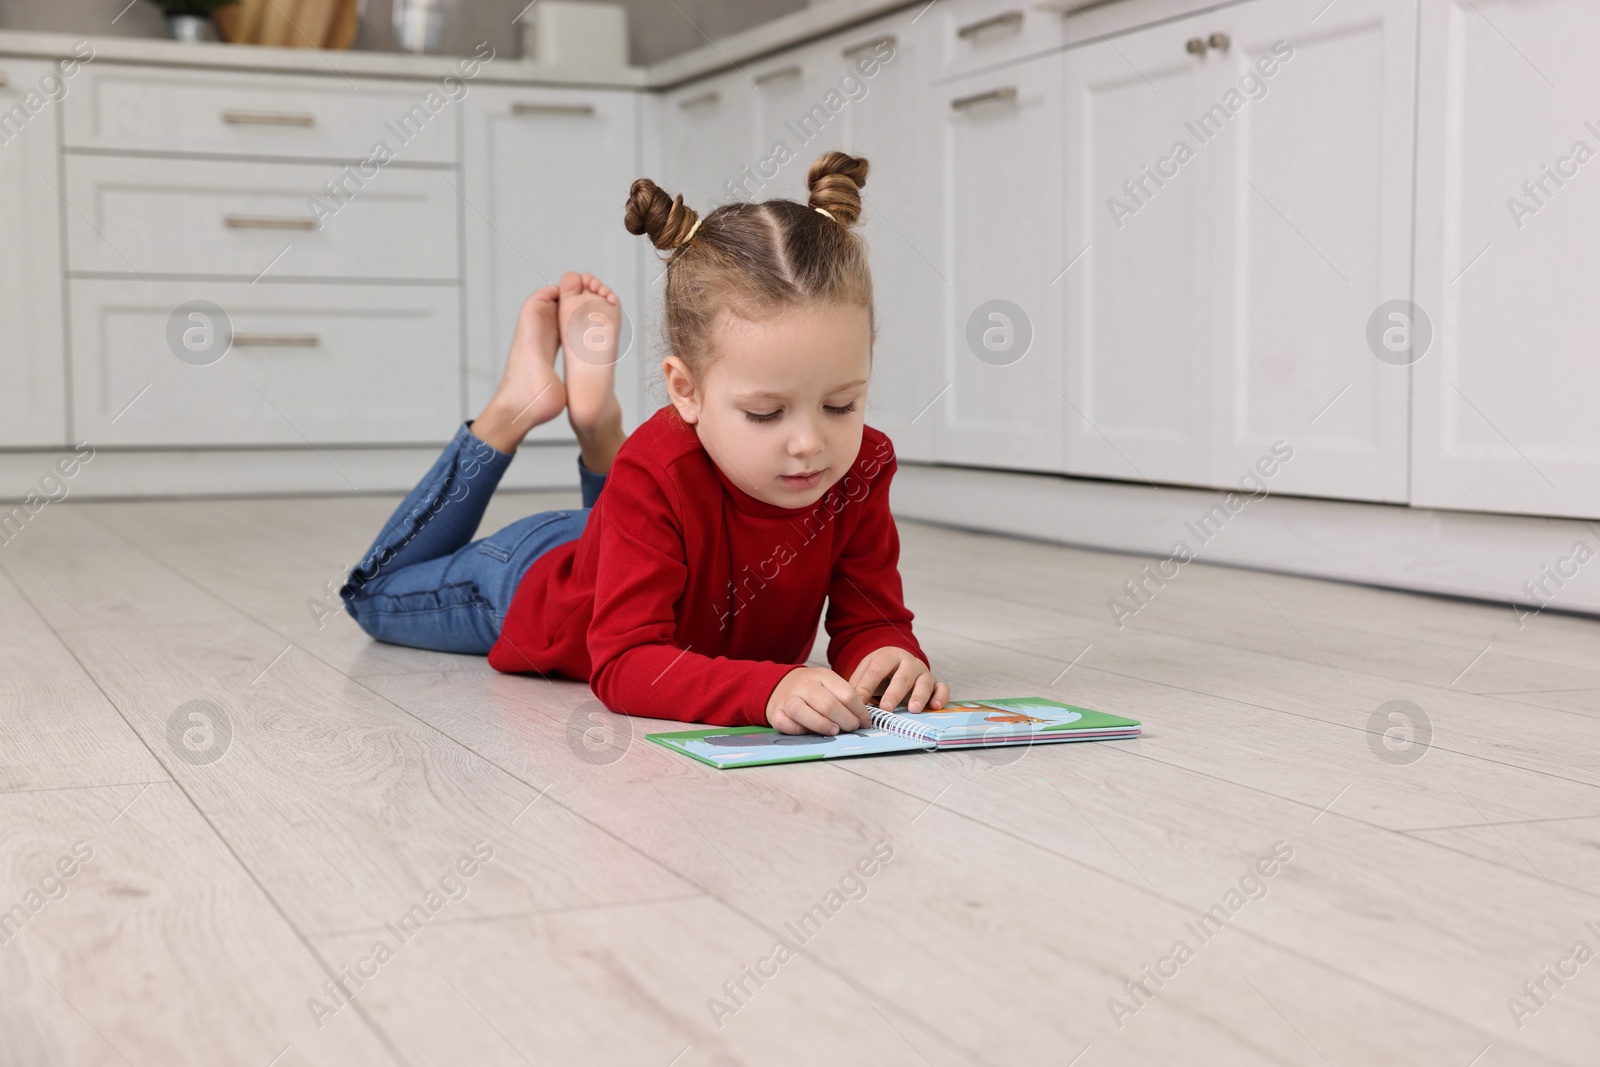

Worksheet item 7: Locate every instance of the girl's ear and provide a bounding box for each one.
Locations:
[662,355,701,425]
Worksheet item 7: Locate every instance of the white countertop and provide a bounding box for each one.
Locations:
[0,0,984,91]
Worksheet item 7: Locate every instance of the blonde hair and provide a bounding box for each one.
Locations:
[623,151,876,394]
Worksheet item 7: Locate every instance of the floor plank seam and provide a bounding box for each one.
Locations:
[824,757,1586,1067]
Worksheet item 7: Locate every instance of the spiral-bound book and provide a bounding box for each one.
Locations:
[646,697,1141,769]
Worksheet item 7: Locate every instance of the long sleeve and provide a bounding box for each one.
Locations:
[586,452,797,728]
[824,450,931,683]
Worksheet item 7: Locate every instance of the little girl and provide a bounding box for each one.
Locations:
[340,150,948,734]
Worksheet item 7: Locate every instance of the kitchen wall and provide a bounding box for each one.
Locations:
[0,0,807,64]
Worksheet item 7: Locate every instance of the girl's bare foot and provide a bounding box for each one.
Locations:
[471,285,567,454]
[558,271,627,474]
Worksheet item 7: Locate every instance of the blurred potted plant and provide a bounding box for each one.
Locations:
[144,0,240,43]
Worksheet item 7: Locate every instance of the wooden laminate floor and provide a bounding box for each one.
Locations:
[3,488,1599,1067]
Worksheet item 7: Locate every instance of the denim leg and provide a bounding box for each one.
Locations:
[347,421,511,584]
[578,454,607,510]
[343,506,590,654]
[339,421,510,644]
[339,426,601,655]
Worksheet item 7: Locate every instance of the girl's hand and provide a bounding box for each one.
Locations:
[850,648,950,714]
[766,667,872,735]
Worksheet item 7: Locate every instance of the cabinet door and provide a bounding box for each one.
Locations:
[1413,0,1600,519]
[1205,0,1415,502]
[833,14,938,463]
[0,59,68,448]
[934,55,1064,472]
[748,41,848,205]
[660,70,756,216]
[461,85,640,439]
[1062,11,1215,486]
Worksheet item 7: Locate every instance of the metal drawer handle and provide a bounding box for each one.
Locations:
[754,64,802,86]
[950,86,1018,110]
[222,109,315,126]
[957,10,1023,38]
[225,215,317,230]
[1208,32,1231,50]
[510,101,596,116]
[1186,37,1207,54]
[678,90,720,110]
[0,74,9,88]
[233,333,321,347]
[842,34,895,58]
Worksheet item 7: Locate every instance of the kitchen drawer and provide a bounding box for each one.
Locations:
[64,155,458,281]
[62,64,458,164]
[70,279,461,446]
[931,0,1064,80]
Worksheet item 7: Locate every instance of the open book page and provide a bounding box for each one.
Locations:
[870,697,1140,743]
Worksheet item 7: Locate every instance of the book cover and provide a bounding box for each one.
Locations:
[645,724,933,770]
[646,698,1140,769]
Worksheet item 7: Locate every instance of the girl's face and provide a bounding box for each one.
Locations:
[664,303,872,509]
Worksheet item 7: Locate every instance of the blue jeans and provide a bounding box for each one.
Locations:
[340,421,606,654]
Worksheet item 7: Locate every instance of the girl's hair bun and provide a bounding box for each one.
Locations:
[625,177,700,251]
[806,151,869,227]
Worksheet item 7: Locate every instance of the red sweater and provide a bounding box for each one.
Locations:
[487,405,931,727]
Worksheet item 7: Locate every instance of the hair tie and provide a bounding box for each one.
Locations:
[814,206,836,222]
[677,215,703,248]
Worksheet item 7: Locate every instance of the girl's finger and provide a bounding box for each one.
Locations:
[809,688,860,733]
[878,659,920,715]
[794,697,842,735]
[858,653,898,706]
[849,650,885,695]
[783,701,828,735]
[930,681,950,709]
[823,673,871,726]
[769,707,803,735]
[905,673,935,713]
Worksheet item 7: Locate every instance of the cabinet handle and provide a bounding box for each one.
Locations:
[950,86,1018,110]
[0,73,9,88]
[233,333,321,347]
[754,64,802,86]
[677,89,720,110]
[222,109,315,126]
[1185,37,1207,55]
[956,10,1023,38]
[510,101,596,116]
[225,215,317,230]
[841,34,895,58]
[1208,31,1231,50]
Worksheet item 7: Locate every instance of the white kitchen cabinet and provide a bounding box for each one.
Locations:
[1062,8,1215,487]
[1205,0,1416,501]
[931,52,1064,472]
[0,59,68,448]
[929,0,1064,81]
[832,13,938,463]
[1413,0,1600,520]
[659,69,756,217]
[748,40,848,205]
[63,154,458,281]
[63,64,458,164]
[1064,0,1416,500]
[69,279,460,447]
[460,84,641,439]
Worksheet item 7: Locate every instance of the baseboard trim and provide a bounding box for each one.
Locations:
[890,463,1600,618]
[0,441,584,502]
[9,448,1598,618]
